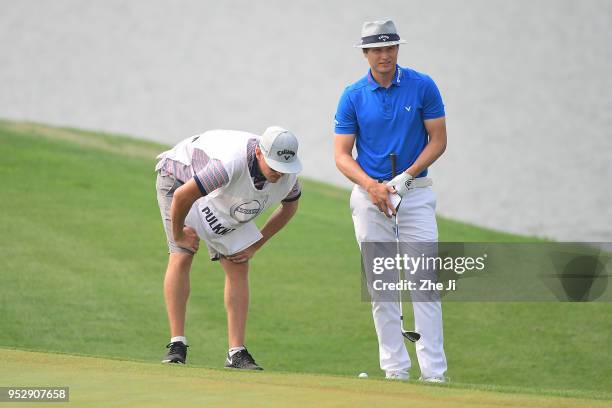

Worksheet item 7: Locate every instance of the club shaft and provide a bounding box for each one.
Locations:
[389,153,404,328]
[389,153,420,342]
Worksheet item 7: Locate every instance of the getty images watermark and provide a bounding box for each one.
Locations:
[361,242,612,302]
[371,252,487,292]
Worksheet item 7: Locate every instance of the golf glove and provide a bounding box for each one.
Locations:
[388,172,414,197]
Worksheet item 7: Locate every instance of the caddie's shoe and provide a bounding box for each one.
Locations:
[224,349,263,370]
[385,370,409,380]
[419,376,448,383]
[162,341,188,364]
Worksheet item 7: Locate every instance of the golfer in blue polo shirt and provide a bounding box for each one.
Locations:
[334,19,448,382]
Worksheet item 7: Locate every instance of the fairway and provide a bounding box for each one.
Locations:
[1,349,608,408]
[0,120,611,405]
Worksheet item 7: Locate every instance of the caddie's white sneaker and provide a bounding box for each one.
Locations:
[419,376,447,383]
[385,371,409,380]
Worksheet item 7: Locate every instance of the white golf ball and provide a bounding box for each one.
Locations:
[358,372,368,378]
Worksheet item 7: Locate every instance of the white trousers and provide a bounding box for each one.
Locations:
[350,184,447,378]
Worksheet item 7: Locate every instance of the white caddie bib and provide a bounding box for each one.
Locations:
[158,130,297,255]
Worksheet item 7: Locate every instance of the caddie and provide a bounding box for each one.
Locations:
[333,19,448,381]
[155,126,302,370]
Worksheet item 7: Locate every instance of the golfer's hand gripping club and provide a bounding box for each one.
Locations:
[366,181,395,217]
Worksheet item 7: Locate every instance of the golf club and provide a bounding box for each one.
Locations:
[390,153,421,343]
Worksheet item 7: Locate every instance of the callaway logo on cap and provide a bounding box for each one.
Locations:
[258,126,302,174]
[277,149,295,161]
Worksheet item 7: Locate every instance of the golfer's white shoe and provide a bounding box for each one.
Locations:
[419,376,447,383]
[385,371,409,380]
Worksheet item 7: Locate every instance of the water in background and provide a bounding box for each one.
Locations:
[1,0,611,241]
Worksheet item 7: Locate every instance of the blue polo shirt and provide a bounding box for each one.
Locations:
[334,65,445,180]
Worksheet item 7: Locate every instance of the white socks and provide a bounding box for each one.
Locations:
[171,336,188,345]
[228,346,246,357]
[169,338,245,355]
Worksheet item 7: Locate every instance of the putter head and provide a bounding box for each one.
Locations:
[402,330,421,343]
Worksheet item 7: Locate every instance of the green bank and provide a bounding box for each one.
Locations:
[0,120,610,401]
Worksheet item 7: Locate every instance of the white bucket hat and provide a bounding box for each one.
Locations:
[354,19,406,48]
[258,126,302,174]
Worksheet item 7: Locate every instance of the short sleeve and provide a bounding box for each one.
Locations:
[282,180,301,202]
[193,159,230,196]
[334,88,358,134]
[422,76,445,120]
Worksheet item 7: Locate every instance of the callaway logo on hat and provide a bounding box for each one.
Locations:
[354,19,407,48]
[258,126,302,174]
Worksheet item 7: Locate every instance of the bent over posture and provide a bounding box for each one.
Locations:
[155,126,302,370]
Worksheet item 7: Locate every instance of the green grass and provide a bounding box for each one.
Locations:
[1,349,610,408]
[0,120,610,402]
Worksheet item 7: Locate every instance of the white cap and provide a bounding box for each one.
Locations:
[258,126,302,174]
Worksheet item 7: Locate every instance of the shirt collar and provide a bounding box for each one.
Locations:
[367,65,402,90]
[247,139,262,176]
[247,138,267,188]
